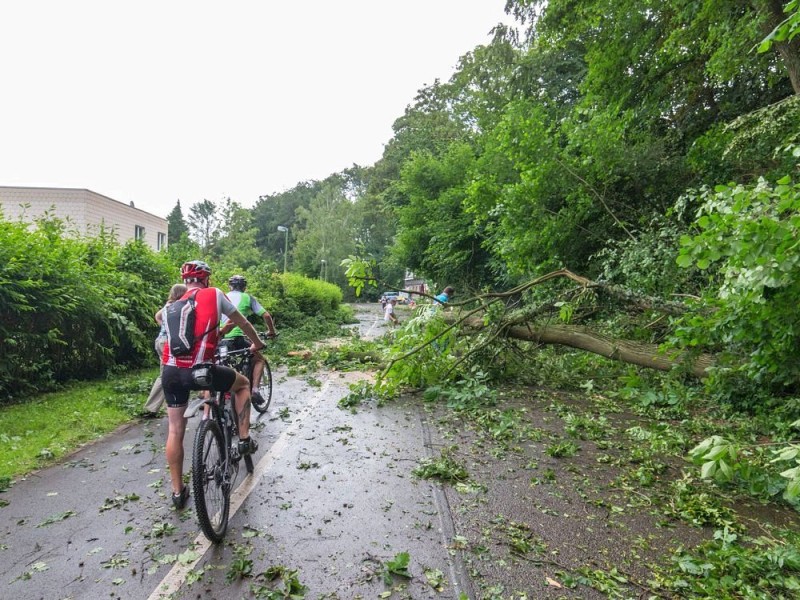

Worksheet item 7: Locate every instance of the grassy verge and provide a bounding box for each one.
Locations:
[0,368,158,484]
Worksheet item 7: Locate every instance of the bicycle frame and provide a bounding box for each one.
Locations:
[201,391,236,476]
[193,379,250,542]
[193,335,272,542]
[217,337,273,414]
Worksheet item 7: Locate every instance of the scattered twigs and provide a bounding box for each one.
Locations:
[369,267,712,380]
[442,319,511,380]
[379,302,498,379]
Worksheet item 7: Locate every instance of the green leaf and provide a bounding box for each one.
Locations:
[717,459,733,480]
[771,446,800,463]
[780,466,800,480]
[700,461,717,479]
[786,478,800,500]
[385,551,411,578]
[705,444,732,461]
[676,254,694,268]
[178,549,200,565]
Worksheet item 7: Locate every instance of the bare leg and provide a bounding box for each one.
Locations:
[200,390,211,419]
[166,406,188,495]
[251,359,264,394]
[231,371,252,439]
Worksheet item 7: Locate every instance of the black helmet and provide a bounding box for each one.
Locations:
[228,275,247,291]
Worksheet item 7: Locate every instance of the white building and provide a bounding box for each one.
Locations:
[0,186,168,251]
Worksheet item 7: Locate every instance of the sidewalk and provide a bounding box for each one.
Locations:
[1,307,475,599]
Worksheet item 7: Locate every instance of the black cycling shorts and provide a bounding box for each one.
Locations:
[161,364,237,408]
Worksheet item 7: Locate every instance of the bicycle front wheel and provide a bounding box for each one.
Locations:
[251,359,273,414]
[192,418,230,543]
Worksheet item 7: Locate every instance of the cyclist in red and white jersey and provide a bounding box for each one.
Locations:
[160,260,264,510]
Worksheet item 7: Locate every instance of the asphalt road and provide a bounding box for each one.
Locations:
[1,304,474,599]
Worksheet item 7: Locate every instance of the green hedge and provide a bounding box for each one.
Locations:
[0,217,174,401]
[218,268,345,328]
[0,217,350,401]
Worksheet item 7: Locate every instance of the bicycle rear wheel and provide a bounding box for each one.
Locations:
[192,418,230,543]
[251,359,273,414]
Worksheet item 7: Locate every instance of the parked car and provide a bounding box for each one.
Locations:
[380,292,399,306]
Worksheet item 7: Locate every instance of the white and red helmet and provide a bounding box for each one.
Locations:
[180,260,211,282]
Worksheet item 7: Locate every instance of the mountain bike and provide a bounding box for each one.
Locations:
[191,346,257,543]
[218,333,274,414]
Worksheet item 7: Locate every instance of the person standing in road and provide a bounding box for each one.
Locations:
[384,297,399,326]
[142,283,187,417]
[161,260,265,510]
[434,286,454,306]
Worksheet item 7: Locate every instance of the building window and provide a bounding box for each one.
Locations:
[135,225,145,241]
[157,232,167,251]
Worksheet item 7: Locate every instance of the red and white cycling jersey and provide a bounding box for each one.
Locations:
[162,287,236,368]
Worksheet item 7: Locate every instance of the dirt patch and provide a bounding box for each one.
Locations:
[406,385,800,598]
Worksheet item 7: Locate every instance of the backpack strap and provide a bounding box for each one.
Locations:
[188,288,219,341]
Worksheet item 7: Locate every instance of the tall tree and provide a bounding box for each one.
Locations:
[211,198,267,270]
[166,200,189,246]
[526,0,795,136]
[188,199,219,253]
[756,0,800,93]
[292,176,358,289]
[252,181,323,268]
[395,142,493,291]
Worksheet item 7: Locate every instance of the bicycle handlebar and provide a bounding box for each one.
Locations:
[215,332,276,362]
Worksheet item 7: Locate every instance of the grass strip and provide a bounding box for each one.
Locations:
[0,368,159,482]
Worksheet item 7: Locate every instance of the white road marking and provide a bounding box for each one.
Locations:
[149,379,332,600]
[363,313,380,339]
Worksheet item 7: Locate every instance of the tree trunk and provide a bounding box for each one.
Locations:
[759,0,800,95]
[453,315,715,379]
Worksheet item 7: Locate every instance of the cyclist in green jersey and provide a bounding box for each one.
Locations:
[220,275,276,399]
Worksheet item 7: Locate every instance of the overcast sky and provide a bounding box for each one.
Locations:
[1,1,512,218]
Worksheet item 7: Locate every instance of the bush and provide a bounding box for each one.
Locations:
[674,173,800,402]
[211,267,347,329]
[0,214,352,401]
[0,216,173,401]
[267,273,343,327]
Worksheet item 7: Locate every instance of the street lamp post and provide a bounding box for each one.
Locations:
[277,225,288,273]
[320,259,327,281]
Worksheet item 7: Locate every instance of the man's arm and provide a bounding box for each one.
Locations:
[261,311,277,336]
[219,318,236,336]
[250,296,276,336]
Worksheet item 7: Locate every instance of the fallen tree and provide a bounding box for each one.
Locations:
[449,314,715,379]
[376,269,716,381]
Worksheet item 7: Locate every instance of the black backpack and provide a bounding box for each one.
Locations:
[165,289,215,356]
